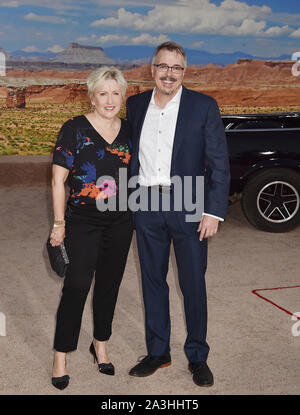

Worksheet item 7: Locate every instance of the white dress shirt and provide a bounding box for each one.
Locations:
[138,86,223,222]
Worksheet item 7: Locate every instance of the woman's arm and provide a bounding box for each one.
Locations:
[50,164,69,246]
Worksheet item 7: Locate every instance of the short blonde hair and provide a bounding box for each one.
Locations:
[87,66,127,99]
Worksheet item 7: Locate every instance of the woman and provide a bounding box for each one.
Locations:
[50,66,133,390]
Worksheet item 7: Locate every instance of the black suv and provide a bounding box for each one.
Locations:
[223,111,300,232]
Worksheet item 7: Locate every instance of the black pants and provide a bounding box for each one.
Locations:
[53,205,133,352]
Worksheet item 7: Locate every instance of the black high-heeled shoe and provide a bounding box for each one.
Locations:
[89,342,115,376]
[51,374,70,390]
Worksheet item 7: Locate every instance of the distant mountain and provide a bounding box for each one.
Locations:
[52,43,115,65]
[11,50,56,61]
[103,46,291,65]
[103,46,154,64]
[8,44,292,66]
[187,49,291,65]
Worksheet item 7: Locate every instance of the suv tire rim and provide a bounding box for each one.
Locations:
[257,181,299,223]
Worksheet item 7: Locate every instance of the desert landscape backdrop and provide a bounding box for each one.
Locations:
[0,58,299,155]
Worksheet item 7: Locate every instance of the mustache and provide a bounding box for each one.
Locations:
[160,76,176,82]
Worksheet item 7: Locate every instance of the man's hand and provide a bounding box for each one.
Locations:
[197,215,219,241]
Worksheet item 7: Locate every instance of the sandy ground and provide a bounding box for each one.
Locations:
[0,181,299,398]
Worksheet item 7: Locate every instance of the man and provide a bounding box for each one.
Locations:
[126,42,230,387]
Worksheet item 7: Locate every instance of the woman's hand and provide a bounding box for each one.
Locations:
[50,226,65,246]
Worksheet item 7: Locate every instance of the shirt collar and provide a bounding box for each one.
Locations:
[150,85,182,107]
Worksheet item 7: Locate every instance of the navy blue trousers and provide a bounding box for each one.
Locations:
[135,191,209,363]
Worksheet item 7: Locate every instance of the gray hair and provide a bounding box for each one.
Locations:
[151,41,187,68]
[87,66,127,99]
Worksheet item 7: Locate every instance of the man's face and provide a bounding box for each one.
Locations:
[151,49,185,97]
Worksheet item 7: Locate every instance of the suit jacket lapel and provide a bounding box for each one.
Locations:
[170,86,190,175]
[133,90,152,166]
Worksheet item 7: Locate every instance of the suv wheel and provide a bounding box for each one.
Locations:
[241,168,300,232]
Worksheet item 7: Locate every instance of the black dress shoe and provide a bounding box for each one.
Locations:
[188,362,214,387]
[51,375,70,390]
[89,342,115,376]
[129,354,171,377]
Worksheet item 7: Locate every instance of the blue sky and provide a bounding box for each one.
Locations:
[0,0,299,57]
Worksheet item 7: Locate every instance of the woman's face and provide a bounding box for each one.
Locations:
[91,78,123,120]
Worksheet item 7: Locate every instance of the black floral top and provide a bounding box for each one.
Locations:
[52,115,132,209]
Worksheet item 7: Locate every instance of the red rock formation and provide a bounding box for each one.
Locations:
[3,59,299,107]
[24,83,89,103]
[5,60,299,86]
[0,86,7,99]
[20,82,139,104]
[122,65,152,81]
[125,84,140,100]
[6,87,26,108]
[6,68,92,79]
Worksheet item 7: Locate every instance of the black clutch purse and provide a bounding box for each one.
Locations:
[46,237,69,278]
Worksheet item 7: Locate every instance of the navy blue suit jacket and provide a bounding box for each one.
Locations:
[126,86,230,220]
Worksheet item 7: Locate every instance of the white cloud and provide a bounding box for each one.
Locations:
[24,12,66,24]
[0,1,19,6]
[76,34,98,42]
[0,0,82,10]
[265,12,300,27]
[46,44,64,53]
[76,36,90,42]
[90,0,175,5]
[76,34,127,44]
[264,25,291,37]
[290,28,300,38]
[97,34,129,44]
[90,9,137,28]
[56,10,81,16]
[90,1,293,38]
[219,19,267,36]
[77,32,169,46]
[192,41,205,49]
[22,45,39,52]
[0,0,174,6]
[131,33,169,45]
